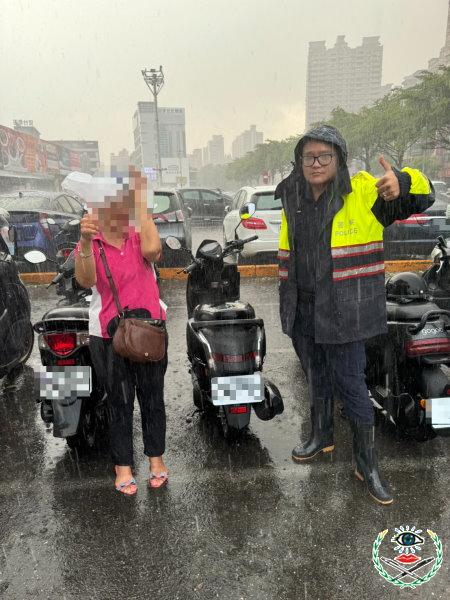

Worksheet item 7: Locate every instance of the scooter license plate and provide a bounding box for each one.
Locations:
[426,397,450,429]
[211,373,263,406]
[35,366,92,401]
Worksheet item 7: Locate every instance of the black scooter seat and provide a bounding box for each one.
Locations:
[194,301,255,322]
[386,300,441,321]
[42,306,90,321]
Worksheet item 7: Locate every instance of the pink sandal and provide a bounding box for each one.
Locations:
[115,478,137,496]
[148,471,168,489]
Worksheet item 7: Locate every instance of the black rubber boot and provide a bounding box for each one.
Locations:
[292,397,334,462]
[350,420,393,505]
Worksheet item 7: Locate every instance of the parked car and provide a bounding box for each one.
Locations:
[383,186,450,259]
[153,189,192,266]
[223,183,450,262]
[431,180,449,197]
[178,188,232,222]
[223,186,281,258]
[0,191,84,268]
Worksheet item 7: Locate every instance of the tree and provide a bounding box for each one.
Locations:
[402,66,450,151]
[226,135,299,186]
[373,89,426,168]
[327,107,381,171]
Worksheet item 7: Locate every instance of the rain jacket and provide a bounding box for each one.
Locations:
[276,125,435,343]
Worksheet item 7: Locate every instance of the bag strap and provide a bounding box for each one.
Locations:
[97,240,124,317]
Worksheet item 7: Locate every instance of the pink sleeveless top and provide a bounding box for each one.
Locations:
[75,231,165,339]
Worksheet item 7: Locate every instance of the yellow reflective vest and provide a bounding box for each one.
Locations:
[277,168,433,341]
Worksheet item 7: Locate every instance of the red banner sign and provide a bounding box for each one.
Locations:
[0,125,81,176]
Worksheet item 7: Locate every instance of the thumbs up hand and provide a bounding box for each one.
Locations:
[375,156,400,201]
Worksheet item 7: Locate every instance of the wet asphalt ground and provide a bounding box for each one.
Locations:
[1,225,449,599]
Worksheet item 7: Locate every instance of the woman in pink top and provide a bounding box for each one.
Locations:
[75,170,168,495]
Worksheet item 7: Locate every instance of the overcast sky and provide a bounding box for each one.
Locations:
[0,0,448,161]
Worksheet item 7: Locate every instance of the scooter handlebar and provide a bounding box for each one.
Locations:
[223,235,259,255]
[184,262,198,274]
[180,258,204,274]
[47,271,64,288]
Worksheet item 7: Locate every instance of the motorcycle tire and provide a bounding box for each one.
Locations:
[218,407,244,440]
[19,322,34,366]
[0,322,34,379]
[66,405,99,451]
[193,382,215,415]
[409,425,437,443]
[193,382,203,410]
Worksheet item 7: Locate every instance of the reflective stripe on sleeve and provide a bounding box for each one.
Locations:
[333,261,385,281]
[277,249,290,261]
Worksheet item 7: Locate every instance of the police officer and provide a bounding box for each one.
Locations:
[276,125,434,505]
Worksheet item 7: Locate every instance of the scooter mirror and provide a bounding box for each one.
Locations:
[46,217,56,225]
[165,236,182,250]
[239,202,256,220]
[24,250,47,264]
[68,218,81,227]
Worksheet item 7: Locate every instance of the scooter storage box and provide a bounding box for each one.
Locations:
[366,300,445,379]
[194,301,255,321]
[186,319,264,378]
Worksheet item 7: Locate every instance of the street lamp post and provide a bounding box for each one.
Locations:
[141,66,164,185]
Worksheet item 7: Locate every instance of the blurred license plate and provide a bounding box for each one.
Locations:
[35,366,92,401]
[211,373,263,406]
[426,397,450,429]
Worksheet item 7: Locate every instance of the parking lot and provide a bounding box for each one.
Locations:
[1,256,449,598]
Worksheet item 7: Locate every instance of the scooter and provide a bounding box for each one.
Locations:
[365,233,450,441]
[166,201,284,438]
[49,217,80,265]
[24,247,106,449]
[0,212,34,379]
[27,225,83,304]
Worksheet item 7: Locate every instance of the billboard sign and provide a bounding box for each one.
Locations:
[0,124,83,178]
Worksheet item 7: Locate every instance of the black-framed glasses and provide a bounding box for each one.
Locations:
[300,153,334,167]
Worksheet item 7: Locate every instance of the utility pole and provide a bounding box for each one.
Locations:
[141,66,164,185]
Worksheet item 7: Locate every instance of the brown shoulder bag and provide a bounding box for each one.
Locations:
[98,241,166,362]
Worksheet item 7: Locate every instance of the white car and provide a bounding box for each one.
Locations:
[432,181,449,196]
[223,185,282,257]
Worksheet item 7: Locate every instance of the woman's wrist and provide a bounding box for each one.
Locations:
[80,239,93,253]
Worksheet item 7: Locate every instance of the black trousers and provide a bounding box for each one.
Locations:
[292,319,374,426]
[90,335,168,465]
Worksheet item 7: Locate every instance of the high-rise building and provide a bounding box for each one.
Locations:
[202,147,210,166]
[429,0,450,71]
[188,148,203,170]
[51,139,100,174]
[231,125,264,159]
[403,0,450,88]
[110,148,130,176]
[202,135,225,166]
[132,101,186,172]
[305,36,391,127]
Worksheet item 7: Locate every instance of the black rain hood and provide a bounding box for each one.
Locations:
[276,124,352,198]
